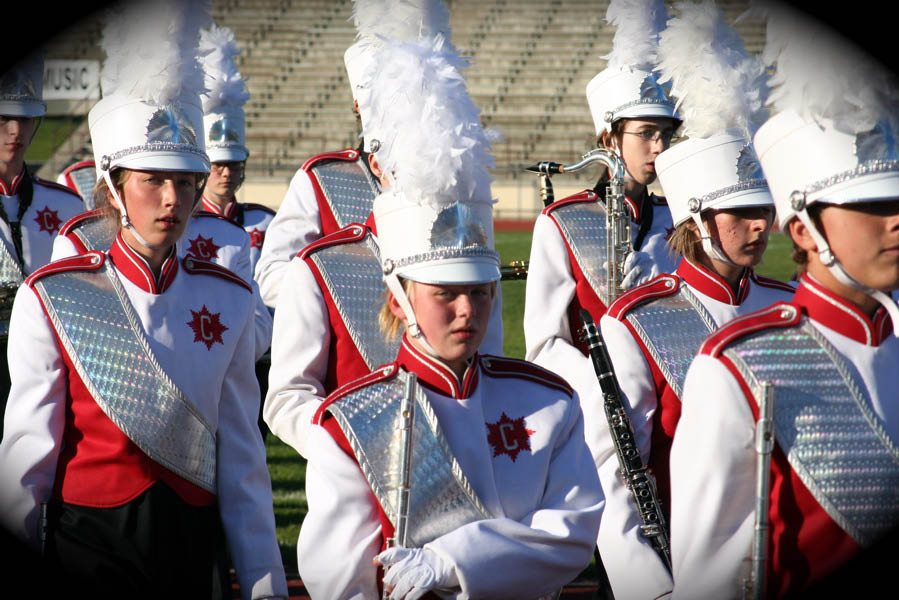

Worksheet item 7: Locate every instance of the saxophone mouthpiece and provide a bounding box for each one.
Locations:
[525,161,563,175]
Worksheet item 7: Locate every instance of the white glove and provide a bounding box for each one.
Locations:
[620,250,660,290]
[376,547,459,600]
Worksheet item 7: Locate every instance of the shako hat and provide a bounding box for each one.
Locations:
[654,0,773,265]
[586,0,678,136]
[751,1,899,329]
[0,52,46,118]
[89,0,211,177]
[199,24,250,163]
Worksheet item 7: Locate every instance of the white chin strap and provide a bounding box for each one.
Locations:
[795,207,899,336]
[687,202,739,267]
[103,169,163,251]
[384,273,440,357]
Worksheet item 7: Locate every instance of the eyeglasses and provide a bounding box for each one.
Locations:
[621,129,676,144]
[210,162,245,173]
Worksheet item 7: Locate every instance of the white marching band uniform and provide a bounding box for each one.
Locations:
[264,223,399,458]
[301,340,603,599]
[596,260,794,598]
[200,195,275,275]
[0,235,287,598]
[0,171,84,276]
[51,209,274,362]
[671,275,898,599]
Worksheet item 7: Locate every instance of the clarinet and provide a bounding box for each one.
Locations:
[579,309,672,572]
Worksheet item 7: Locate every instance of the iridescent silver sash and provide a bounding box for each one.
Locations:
[327,368,491,547]
[309,228,399,370]
[551,200,612,306]
[33,258,217,493]
[625,284,715,397]
[725,313,899,546]
[309,157,379,229]
[69,210,118,252]
[0,241,25,342]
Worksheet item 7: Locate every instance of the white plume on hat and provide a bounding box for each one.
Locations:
[658,0,768,139]
[364,34,496,210]
[754,0,898,138]
[199,25,249,114]
[603,0,668,71]
[654,0,774,265]
[352,0,451,45]
[99,0,211,105]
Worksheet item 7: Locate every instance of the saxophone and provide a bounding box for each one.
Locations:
[526,148,631,301]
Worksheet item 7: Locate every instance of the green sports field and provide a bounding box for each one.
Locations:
[267,229,798,572]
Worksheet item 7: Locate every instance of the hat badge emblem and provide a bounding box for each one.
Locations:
[147,104,198,147]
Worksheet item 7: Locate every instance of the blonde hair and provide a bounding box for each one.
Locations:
[379,278,416,341]
[666,220,705,264]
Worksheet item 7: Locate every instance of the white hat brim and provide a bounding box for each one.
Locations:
[113,151,210,174]
[207,147,249,163]
[398,257,501,285]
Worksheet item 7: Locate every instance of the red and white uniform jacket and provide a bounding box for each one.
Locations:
[52,210,274,361]
[0,233,287,599]
[199,196,275,275]
[264,224,504,459]
[254,147,379,309]
[670,275,899,599]
[524,187,676,426]
[0,167,84,276]
[594,260,794,599]
[297,337,603,599]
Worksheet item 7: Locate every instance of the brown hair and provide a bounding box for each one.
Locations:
[667,220,706,264]
[787,204,825,276]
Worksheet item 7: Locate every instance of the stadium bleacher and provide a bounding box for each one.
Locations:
[35,0,765,216]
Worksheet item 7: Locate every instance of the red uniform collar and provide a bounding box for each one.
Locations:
[0,166,26,196]
[397,335,479,400]
[676,259,750,305]
[201,196,237,221]
[108,232,179,294]
[793,275,893,346]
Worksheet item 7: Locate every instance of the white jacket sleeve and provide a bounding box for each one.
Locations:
[263,258,330,459]
[297,425,384,600]
[670,355,756,600]
[597,315,673,599]
[254,169,322,309]
[0,285,68,549]
[215,287,288,600]
[425,393,603,599]
[523,215,612,471]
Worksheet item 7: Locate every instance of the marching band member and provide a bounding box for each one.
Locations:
[264,0,502,460]
[670,4,899,598]
[0,2,287,597]
[251,0,398,309]
[296,34,602,597]
[198,24,275,276]
[1,52,84,423]
[524,0,679,431]
[523,2,678,591]
[594,3,795,597]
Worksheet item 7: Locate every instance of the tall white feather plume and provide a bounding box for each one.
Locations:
[752,0,899,135]
[352,0,451,43]
[363,34,495,210]
[603,0,668,71]
[658,0,768,139]
[100,0,211,105]
[199,25,249,114]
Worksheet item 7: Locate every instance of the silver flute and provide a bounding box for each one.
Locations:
[526,148,631,301]
[383,373,417,599]
[744,381,775,600]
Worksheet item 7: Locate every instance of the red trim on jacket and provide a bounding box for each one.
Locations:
[397,336,478,399]
[33,175,85,199]
[479,355,574,398]
[26,251,105,286]
[698,303,800,357]
[182,255,251,293]
[676,259,751,305]
[300,148,359,172]
[298,223,369,259]
[793,275,893,346]
[108,234,179,294]
[0,166,26,195]
[606,274,679,320]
